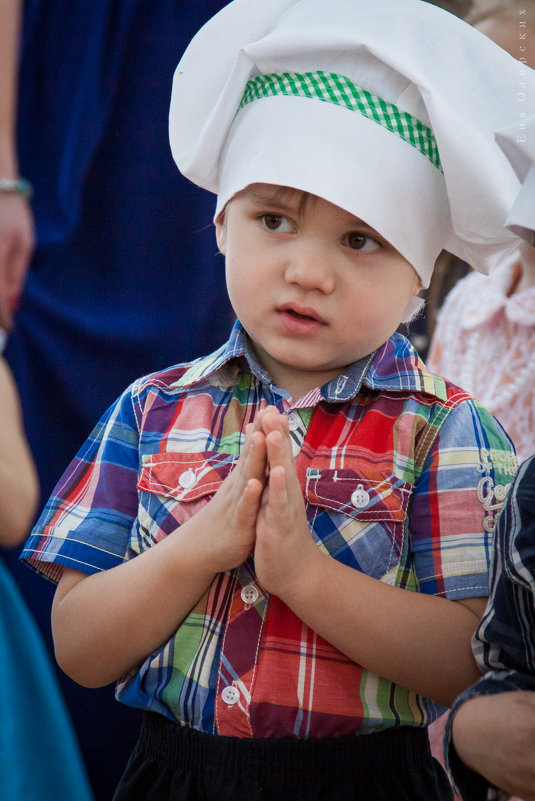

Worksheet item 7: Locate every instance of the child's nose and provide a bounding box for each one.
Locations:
[284,244,335,294]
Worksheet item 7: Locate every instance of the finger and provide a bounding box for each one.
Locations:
[227,425,255,489]
[259,463,287,520]
[235,477,264,528]
[268,464,287,507]
[259,406,286,436]
[245,430,268,483]
[258,405,279,417]
[235,426,266,489]
[265,428,293,472]
[245,411,272,439]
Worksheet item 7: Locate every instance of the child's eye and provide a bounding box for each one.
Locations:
[261,214,293,232]
[346,232,380,252]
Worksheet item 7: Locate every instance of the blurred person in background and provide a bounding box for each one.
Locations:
[0,1,231,798]
[0,342,93,800]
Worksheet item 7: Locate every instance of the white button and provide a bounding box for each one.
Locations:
[178,469,197,490]
[287,411,301,431]
[221,686,240,706]
[351,484,370,509]
[241,585,259,605]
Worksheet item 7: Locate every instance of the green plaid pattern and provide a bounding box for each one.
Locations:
[239,70,442,172]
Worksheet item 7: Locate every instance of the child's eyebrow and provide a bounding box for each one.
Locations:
[245,187,297,207]
[337,212,380,235]
[245,187,380,235]
[344,214,369,227]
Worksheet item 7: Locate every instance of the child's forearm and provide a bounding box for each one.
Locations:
[52,527,218,688]
[52,424,267,688]
[281,549,484,708]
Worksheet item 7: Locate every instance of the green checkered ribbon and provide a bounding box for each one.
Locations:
[239,70,442,172]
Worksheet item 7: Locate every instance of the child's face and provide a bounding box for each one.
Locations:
[216,184,420,399]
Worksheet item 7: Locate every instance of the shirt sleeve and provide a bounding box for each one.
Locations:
[20,382,142,582]
[409,396,518,600]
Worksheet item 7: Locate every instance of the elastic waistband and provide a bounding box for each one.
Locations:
[138,712,432,776]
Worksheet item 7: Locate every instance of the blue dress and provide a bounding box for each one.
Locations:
[0,554,93,800]
[5,1,232,798]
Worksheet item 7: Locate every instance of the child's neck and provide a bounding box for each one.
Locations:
[250,342,341,402]
[277,376,320,404]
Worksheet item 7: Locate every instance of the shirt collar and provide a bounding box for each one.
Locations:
[173,320,447,402]
[364,334,447,400]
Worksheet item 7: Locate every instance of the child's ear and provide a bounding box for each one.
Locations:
[215,219,226,255]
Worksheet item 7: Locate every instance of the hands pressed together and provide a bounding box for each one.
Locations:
[52,406,324,688]
[195,406,320,600]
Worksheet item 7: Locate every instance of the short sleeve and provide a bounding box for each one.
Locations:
[409,397,518,600]
[21,383,141,582]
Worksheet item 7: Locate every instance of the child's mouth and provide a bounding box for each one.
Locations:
[286,309,316,321]
[279,303,324,323]
[277,306,326,334]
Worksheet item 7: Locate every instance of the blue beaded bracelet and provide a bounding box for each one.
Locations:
[0,178,33,199]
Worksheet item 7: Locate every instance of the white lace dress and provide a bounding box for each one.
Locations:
[428,252,535,464]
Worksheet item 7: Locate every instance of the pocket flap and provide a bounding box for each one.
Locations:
[137,452,236,502]
[305,468,411,521]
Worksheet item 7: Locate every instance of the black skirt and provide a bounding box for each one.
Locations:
[113,712,454,801]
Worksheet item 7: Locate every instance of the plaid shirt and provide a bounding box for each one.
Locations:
[22,321,518,738]
[445,455,535,801]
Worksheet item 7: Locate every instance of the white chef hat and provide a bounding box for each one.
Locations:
[495,114,535,246]
[169,0,533,288]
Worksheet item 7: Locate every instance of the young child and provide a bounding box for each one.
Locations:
[20,1,531,799]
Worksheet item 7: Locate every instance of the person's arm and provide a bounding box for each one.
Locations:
[51,421,268,688]
[451,684,535,801]
[0,356,38,546]
[0,0,34,330]
[0,0,22,180]
[253,409,484,708]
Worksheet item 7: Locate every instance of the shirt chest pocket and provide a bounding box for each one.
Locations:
[305,467,412,581]
[132,452,236,553]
